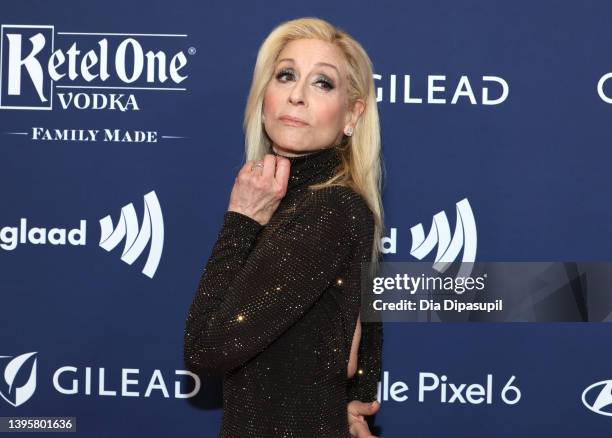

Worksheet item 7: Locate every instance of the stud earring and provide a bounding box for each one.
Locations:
[344,126,353,136]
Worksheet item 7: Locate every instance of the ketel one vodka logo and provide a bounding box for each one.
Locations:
[0,352,38,407]
[0,25,190,111]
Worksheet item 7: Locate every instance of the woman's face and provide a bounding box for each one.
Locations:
[262,38,363,156]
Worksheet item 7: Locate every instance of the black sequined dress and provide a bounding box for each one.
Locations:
[184,145,383,437]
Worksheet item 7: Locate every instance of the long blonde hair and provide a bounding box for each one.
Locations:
[243,17,385,276]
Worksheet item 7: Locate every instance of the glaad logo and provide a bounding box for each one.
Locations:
[380,198,478,276]
[0,191,164,278]
[410,198,477,277]
[0,352,37,407]
[582,380,612,416]
[99,190,164,279]
[0,24,190,111]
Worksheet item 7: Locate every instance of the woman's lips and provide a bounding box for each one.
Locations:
[279,116,308,127]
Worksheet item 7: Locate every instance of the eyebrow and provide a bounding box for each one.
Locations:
[276,58,340,76]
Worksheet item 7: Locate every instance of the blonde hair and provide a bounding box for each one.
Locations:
[243,17,386,277]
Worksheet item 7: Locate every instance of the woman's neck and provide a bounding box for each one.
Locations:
[271,145,317,158]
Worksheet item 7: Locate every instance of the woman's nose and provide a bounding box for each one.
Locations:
[288,81,307,106]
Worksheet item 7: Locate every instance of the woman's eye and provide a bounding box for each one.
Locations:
[315,77,334,90]
[276,69,294,82]
[275,69,334,91]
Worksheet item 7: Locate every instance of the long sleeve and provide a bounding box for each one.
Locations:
[345,320,383,402]
[184,192,354,376]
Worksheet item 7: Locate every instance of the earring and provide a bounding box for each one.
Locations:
[344,126,353,137]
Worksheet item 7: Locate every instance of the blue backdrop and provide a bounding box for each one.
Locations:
[2,0,611,436]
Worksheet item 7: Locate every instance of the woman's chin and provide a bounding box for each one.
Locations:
[272,145,309,156]
[269,139,310,155]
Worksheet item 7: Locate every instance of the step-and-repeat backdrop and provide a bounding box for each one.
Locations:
[2,1,611,436]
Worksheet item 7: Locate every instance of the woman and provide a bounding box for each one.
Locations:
[184,17,385,437]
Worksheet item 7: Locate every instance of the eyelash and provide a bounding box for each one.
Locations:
[275,68,335,91]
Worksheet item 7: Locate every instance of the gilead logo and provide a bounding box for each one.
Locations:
[0,25,190,110]
[0,352,38,407]
[374,74,509,105]
[0,352,201,406]
[52,367,200,399]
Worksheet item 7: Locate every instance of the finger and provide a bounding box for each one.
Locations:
[261,154,277,180]
[251,159,265,175]
[348,412,365,422]
[239,160,253,176]
[273,156,290,191]
[349,420,375,438]
[240,160,263,179]
[352,400,380,416]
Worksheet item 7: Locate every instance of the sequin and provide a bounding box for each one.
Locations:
[184,145,383,437]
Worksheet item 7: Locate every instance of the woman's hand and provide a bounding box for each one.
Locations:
[348,400,380,437]
[227,154,290,226]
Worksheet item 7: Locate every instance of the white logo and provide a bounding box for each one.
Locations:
[0,352,37,407]
[0,219,86,250]
[374,74,509,105]
[409,198,477,277]
[0,24,189,111]
[0,191,163,278]
[99,190,164,279]
[582,380,612,416]
[52,366,199,398]
[597,73,612,103]
[376,370,521,405]
[2,353,201,402]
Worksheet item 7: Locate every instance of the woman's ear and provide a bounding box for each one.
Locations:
[345,98,366,132]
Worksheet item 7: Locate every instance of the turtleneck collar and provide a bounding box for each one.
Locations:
[270,145,342,191]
